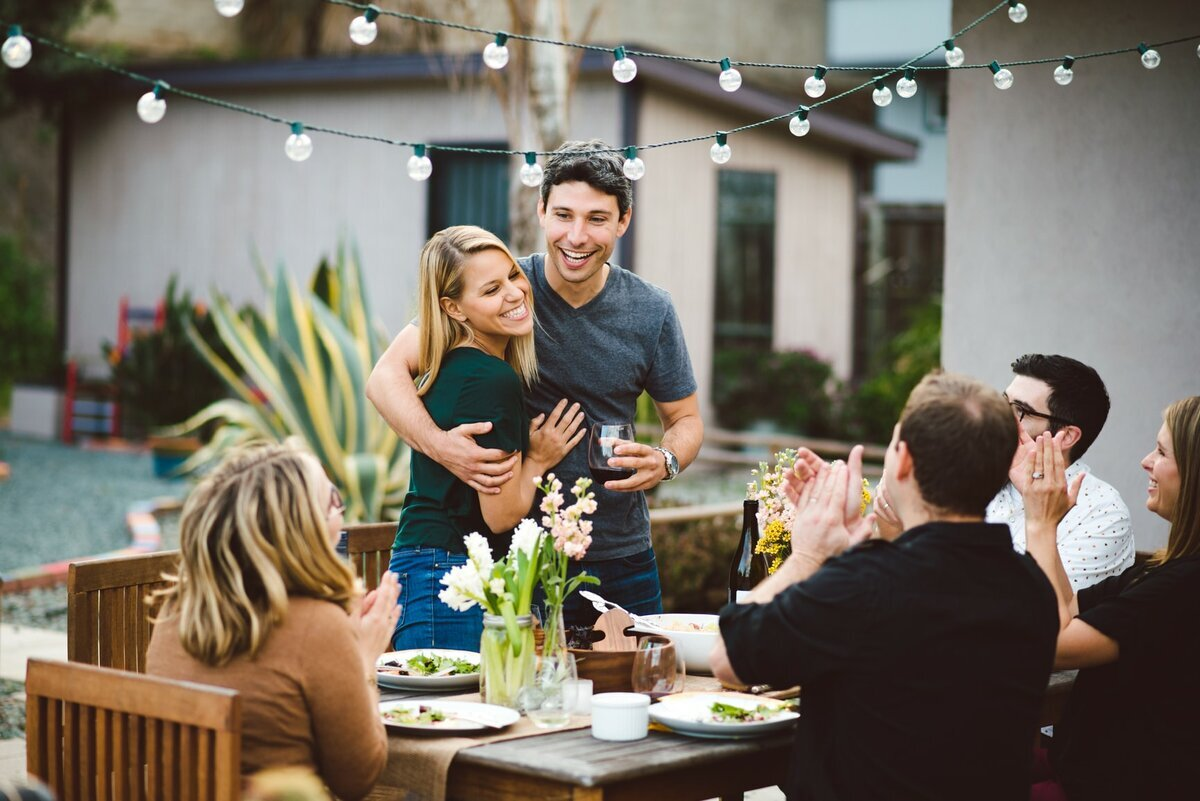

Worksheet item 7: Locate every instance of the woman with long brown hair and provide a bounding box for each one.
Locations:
[1024,396,1200,801]
[146,441,399,800]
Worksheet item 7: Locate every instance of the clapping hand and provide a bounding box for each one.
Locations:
[352,571,402,676]
[1022,431,1085,543]
[1008,423,1037,496]
[782,447,876,566]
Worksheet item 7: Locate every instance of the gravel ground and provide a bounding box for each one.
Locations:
[0,678,23,740]
[0,433,187,574]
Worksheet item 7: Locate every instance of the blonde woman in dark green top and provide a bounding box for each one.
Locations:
[387,226,584,650]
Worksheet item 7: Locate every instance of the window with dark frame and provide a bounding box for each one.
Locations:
[713,171,776,352]
[427,147,510,241]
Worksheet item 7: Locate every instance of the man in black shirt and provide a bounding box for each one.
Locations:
[713,372,1058,801]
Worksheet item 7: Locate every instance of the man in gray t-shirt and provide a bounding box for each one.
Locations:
[367,140,703,626]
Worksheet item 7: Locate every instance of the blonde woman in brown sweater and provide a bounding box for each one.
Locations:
[147,441,399,800]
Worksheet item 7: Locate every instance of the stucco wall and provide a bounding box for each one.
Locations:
[65,78,620,359]
[945,0,1200,550]
[634,92,856,424]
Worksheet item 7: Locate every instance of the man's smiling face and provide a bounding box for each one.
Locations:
[537,180,631,293]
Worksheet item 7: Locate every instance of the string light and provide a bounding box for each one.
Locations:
[519,152,543,187]
[990,60,1014,90]
[136,81,169,123]
[1008,1,1028,24]
[1054,56,1074,85]
[285,123,313,162]
[710,132,731,164]
[483,33,510,70]
[944,39,964,67]
[349,4,380,46]
[896,68,918,98]
[620,146,643,180]
[407,144,433,181]
[1138,42,1161,69]
[718,58,742,92]
[2,25,31,68]
[805,65,828,98]
[213,0,244,18]
[789,106,810,137]
[872,78,893,107]
[612,46,637,83]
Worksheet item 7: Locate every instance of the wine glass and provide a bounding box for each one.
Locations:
[631,635,685,699]
[588,422,636,484]
[521,651,578,729]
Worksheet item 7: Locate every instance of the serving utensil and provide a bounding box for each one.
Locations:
[579,590,670,633]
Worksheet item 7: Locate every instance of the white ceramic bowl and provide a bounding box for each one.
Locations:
[629,613,720,675]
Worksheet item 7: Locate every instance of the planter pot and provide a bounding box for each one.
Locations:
[9,384,63,439]
[147,435,201,478]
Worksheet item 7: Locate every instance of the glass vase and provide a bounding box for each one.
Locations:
[540,602,568,661]
[479,613,535,709]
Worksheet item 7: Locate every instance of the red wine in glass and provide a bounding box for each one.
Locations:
[588,422,636,484]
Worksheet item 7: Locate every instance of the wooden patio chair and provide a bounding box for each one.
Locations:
[25,658,241,801]
[344,522,395,592]
[67,550,181,672]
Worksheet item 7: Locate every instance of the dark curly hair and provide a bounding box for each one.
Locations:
[540,139,632,218]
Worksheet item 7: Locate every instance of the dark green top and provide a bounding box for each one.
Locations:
[394,347,529,554]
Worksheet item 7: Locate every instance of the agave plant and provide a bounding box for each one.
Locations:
[168,245,408,522]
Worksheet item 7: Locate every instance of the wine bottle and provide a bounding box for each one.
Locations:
[728,482,768,604]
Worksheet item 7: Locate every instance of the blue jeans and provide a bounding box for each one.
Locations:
[541,547,663,631]
[388,546,483,651]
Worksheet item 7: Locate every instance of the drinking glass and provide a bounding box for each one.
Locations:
[631,635,685,699]
[588,422,636,484]
[521,651,578,729]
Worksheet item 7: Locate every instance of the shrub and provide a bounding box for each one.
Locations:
[712,347,840,436]
[0,236,58,401]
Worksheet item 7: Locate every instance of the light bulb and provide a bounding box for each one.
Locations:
[1053,65,1073,85]
[1008,2,1027,23]
[718,64,742,92]
[483,41,509,69]
[1196,43,1200,60]
[519,154,543,187]
[349,15,378,46]
[945,46,964,68]
[872,81,892,107]
[137,91,166,123]
[612,47,637,83]
[805,65,828,98]
[214,0,244,18]
[621,147,644,181]
[408,153,433,181]
[1140,47,1161,70]
[2,29,32,69]
[710,142,731,164]
[789,113,810,137]
[993,68,1014,90]
[285,133,313,162]
[896,75,917,99]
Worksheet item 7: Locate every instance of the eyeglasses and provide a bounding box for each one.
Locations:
[1003,394,1076,429]
[329,485,345,515]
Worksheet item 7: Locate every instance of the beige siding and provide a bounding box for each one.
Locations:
[634,91,856,423]
[65,80,621,360]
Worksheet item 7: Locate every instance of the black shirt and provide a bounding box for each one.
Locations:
[1050,554,1200,801]
[720,522,1058,801]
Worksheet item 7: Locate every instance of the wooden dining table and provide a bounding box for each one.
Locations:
[367,670,1078,801]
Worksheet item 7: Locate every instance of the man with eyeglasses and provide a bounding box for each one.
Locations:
[988,354,1133,590]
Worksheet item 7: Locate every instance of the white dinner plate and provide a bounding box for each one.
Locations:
[378,699,520,734]
[375,648,481,690]
[648,692,799,739]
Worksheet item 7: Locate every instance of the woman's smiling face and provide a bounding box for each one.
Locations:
[442,248,532,354]
[1142,422,1180,521]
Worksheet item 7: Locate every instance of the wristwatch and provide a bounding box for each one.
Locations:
[653,446,680,481]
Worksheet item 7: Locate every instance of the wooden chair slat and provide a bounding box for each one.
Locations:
[24,659,241,801]
[345,522,395,591]
[67,551,181,673]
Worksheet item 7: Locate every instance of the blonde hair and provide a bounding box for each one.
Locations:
[155,441,357,666]
[1150,396,1200,566]
[416,225,537,396]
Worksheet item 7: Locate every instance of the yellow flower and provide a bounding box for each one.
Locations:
[861,478,872,516]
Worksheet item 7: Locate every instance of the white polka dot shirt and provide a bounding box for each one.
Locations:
[986,461,1135,591]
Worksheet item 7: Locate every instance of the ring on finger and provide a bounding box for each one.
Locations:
[1031,471,1044,480]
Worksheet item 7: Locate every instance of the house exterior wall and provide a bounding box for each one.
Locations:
[945,0,1200,550]
[65,78,620,359]
[634,91,856,424]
